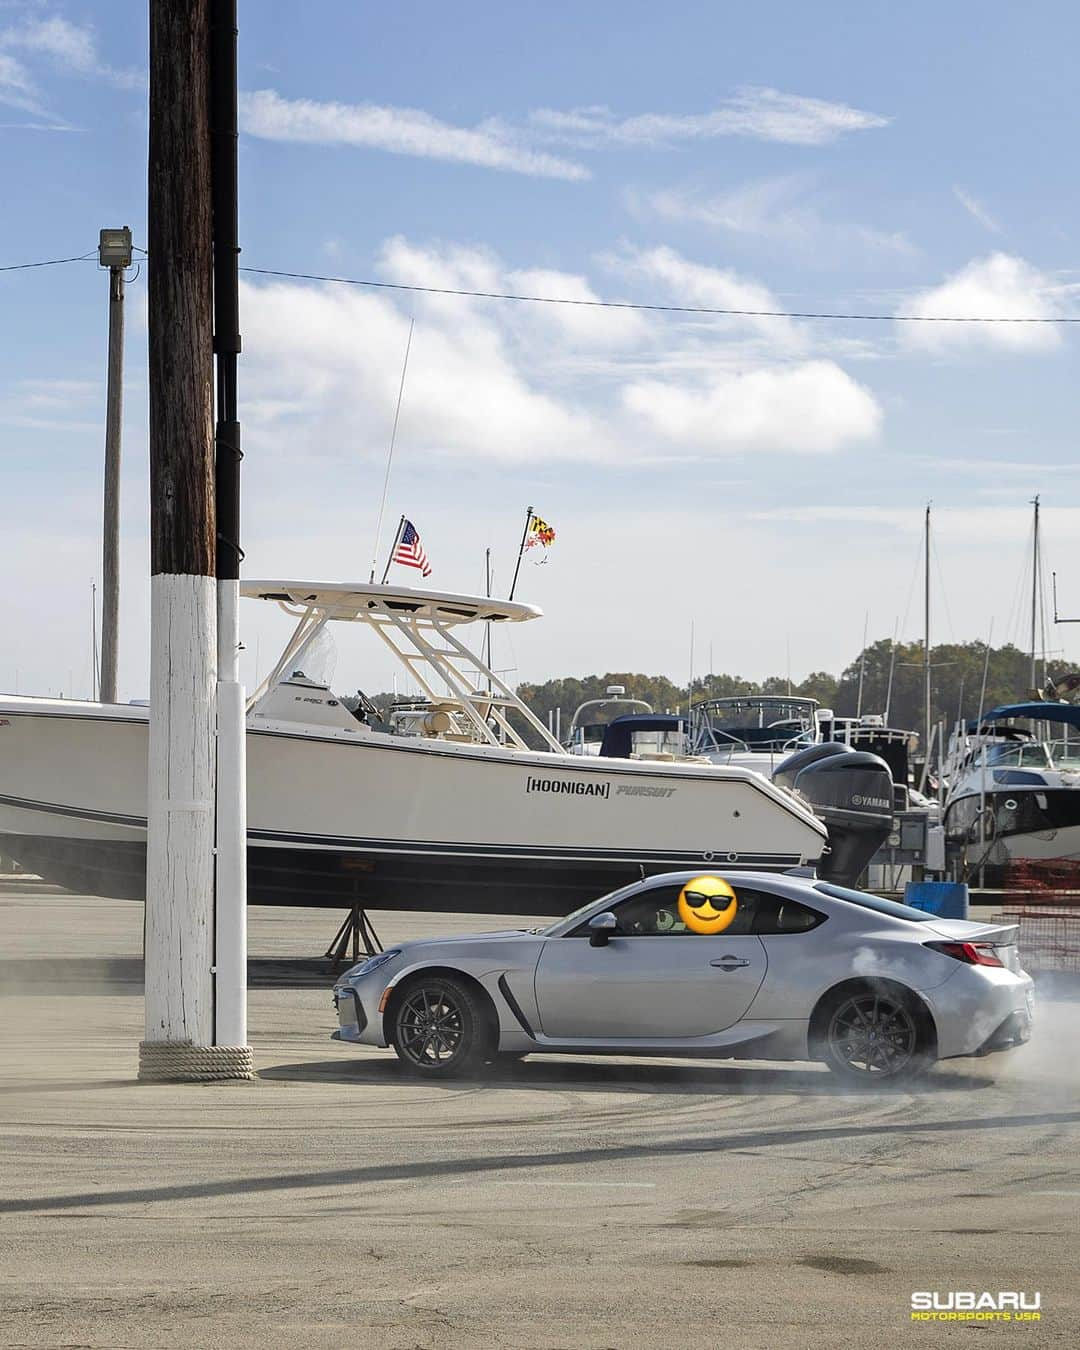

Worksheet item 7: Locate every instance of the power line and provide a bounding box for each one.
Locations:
[0,250,98,273]
[236,265,1080,324]
[8,247,1080,325]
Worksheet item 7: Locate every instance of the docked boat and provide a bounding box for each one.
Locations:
[943,701,1080,870]
[0,581,842,916]
[564,686,653,755]
[691,694,822,775]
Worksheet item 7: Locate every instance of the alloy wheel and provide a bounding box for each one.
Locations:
[826,992,918,1078]
[396,986,466,1068]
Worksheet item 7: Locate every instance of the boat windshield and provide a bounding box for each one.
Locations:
[573,724,606,746]
[694,697,817,754]
[628,728,686,757]
[986,742,1052,769]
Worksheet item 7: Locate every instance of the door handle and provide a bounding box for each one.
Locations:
[710,956,751,969]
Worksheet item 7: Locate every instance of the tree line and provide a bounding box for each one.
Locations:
[347,638,1075,748]
[515,639,1076,738]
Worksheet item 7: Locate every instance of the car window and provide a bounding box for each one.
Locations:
[751,894,826,934]
[566,882,795,937]
[813,881,936,922]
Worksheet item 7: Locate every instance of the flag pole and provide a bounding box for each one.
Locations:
[380,514,405,585]
[508,505,533,601]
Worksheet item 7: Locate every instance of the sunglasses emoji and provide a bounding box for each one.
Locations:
[678,876,738,934]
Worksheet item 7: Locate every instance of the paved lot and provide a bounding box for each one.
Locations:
[1,883,1077,1348]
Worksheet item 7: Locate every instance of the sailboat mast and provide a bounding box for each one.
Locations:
[924,503,932,778]
[1030,495,1040,691]
[484,547,493,696]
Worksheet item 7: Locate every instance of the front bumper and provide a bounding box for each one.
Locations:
[331,986,367,1042]
[331,979,388,1046]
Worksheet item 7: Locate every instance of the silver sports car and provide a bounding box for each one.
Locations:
[331,870,1034,1085]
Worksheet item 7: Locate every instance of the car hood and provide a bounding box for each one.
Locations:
[393,927,543,957]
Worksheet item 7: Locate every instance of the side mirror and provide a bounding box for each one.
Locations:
[588,911,618,947]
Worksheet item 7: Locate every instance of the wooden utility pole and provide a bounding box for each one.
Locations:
[140,0,249,1081]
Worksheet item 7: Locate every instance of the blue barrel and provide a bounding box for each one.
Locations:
[904,881,969,920]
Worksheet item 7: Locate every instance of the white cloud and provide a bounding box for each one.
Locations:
[239,275,617,469]
[529,86,889,149]
[239,89,589,180]
[623,360,882,454]
[0,15,142,93]
[0,46,41,114]
[238,238,883,471]
[953,186,1001,234]
[896,253,1063,352]
[641,174,915,259]
[504,267,649,347]
[605,244,803,349]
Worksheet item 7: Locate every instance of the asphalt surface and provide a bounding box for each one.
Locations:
[1,883,1077,1348]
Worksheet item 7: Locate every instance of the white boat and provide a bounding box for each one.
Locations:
[0,581,832,915]
[691,695,823,775]
[564,686,653,756]
[943,701,1080,871]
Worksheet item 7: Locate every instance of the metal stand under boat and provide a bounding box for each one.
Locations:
[325,906,384,967]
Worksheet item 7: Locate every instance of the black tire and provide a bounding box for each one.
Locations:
[390,974,493,1078]
[815,982,935,1086]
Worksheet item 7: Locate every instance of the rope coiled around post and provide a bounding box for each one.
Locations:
[138,1041,254,1082]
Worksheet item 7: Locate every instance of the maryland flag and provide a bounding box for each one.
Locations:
[525,514,556,551]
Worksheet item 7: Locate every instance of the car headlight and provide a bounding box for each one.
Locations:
[346,948,402,980]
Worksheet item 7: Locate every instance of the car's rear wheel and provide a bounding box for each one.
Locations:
[390,975,492,1078]
[817,984,934,1085]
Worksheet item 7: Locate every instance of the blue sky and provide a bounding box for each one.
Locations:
[3,1,1080,702]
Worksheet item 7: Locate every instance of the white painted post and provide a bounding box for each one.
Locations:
[214,577,247,1048]
[144,574,217,1048]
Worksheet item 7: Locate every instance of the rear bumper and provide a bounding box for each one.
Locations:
[929,967,1035,1059]
[973,1007,1032,1055]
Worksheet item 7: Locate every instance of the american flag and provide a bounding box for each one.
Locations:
[392,519,432,577]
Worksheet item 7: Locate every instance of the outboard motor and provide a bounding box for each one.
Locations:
[775,743,894,886]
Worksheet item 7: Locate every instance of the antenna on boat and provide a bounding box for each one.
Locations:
[923,502,932,783]
[855,611,869,719]
[976,618,993,727]
[883,616,899,724]
[483,547,494,697]
[90,579,99,702]
[369,316,415,583]
[1030,495,1041,690]
[687,620,695,723]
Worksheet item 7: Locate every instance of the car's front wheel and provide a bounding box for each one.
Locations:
[390,975,492,1078]
[816,983,935,1086]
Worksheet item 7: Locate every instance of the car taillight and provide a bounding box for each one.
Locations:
[924,940,1005,968]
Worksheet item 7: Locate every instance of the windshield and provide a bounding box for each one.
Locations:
[814,882,936,922]
[986,742,1051,769]
[630,729,685,756]
[694,699,816,754]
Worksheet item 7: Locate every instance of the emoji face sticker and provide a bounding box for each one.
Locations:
[678,876,738,935]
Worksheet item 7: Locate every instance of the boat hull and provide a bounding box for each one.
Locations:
[0,698,825,915]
